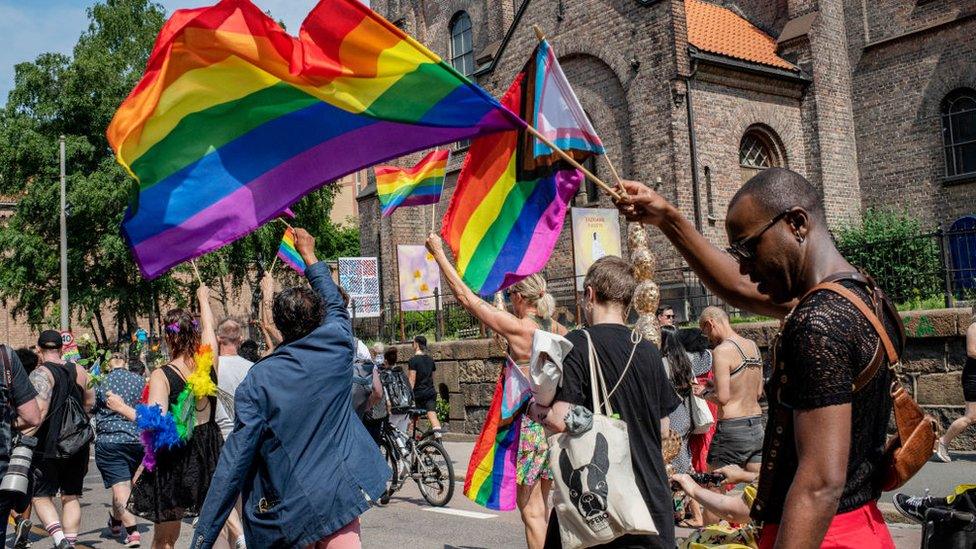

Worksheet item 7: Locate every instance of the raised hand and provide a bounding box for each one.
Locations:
[293,228,318,266]
[613,180,673,226]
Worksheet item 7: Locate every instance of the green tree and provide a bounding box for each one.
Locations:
[836,208,943,305]
[0,0,359,342]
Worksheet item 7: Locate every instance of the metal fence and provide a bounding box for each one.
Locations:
[352,227,976,343]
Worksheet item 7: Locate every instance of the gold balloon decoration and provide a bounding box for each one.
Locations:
[629,222,661,347]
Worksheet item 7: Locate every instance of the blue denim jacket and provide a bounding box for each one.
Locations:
[192,261,389,548]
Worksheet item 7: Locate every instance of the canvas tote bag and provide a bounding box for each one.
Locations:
[548,330,657,549]
[688,392,714,435]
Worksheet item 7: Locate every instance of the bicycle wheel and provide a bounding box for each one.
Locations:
[415,440,455,507]
[377,439,398,505]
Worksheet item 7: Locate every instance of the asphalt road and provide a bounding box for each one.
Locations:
[9,442,968,548]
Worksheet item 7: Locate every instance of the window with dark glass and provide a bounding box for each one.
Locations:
[449,12,474,77]
[575,155,599,205]
[942,89,976,179]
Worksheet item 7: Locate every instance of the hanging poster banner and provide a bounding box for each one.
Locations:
[570,208,622,291]
[397,245,441,312]
[338,257,381,318]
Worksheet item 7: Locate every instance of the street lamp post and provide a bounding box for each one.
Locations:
[59,135,69,331]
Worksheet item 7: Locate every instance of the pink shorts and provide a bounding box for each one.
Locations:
[759,502,894,549]
[304,518,361,549]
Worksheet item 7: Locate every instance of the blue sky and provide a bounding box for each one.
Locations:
[0,0,324,105]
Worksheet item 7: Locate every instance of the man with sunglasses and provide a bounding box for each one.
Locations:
[656,306,676,327]
[615,168,897,549]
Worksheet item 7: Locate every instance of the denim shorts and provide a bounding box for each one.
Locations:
[707,415,764,468]
[94,441,143,488]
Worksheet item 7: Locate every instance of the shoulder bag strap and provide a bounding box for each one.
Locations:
[0,345,11,388]
[810,282,899,392]
[582,330,612,417]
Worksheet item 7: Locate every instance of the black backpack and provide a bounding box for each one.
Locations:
[51,363,93,458]
[381,366,414,413]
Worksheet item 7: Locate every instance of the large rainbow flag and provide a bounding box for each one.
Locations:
[464,358,532,510]
[107,0,522,278]
[441,39,603,296]
[375,149,449,217]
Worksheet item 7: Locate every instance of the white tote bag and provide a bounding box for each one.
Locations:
[688,393,714,435]
[548,330,657,549]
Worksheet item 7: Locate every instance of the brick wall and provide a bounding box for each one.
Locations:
[849,6,976,228]
[404,308,975,450]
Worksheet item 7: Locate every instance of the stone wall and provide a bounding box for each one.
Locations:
[735,307,975,450]
[399,308,975,450]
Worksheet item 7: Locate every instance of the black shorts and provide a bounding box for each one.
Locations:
[963,360,976,402]
[415,392,437,413]
[707,415,764,469]
[34,445,90,497]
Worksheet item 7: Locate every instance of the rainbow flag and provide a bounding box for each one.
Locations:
[442,41,603,296]
[375,149,449,217]
[464,358,532,510]
[276,228,306,273]
[107,0,522,279]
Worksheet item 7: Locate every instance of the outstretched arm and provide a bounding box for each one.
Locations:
[615,180,792,319]
[197,284,220,374]
[294,228,349,326]
[425,233,525,337]
[259,274,282,349]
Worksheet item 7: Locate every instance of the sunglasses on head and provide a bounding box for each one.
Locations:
[726,209,792,262]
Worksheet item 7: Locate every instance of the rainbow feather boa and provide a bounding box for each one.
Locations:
[137,345,218,471]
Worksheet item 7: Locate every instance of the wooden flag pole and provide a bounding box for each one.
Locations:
[276,217,293,229]
[190,259,203,285]
[268,255,279,274]
[524,124,621,201]
[431,203,436,234]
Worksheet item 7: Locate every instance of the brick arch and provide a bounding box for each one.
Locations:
[725,106,801,167]
[920,63,976,119]
[740,123,789,168]
[555,52,635,180]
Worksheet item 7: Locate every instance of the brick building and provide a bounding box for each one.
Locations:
[357,0,975,319]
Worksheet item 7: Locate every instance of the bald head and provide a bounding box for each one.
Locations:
[730,167,826,225]
[699,306,729,324]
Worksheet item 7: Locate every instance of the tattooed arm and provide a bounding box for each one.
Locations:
[21,367,54,435]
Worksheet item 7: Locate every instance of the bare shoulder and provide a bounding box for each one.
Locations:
[149,367,170,388]
[711,342,737,368]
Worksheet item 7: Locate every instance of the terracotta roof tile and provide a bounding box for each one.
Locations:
[685,0,796,71]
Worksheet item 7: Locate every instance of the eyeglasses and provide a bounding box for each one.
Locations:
[663,314,675,319]
[726,210,792,262]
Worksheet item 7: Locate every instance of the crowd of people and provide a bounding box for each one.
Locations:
[0,167,971,548]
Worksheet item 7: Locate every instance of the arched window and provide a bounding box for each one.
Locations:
[942,88,976,179]
[739,126,784,184]
[449,12,474,77]
[574,155,599,205]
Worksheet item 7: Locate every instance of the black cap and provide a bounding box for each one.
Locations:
[37,330,63,350]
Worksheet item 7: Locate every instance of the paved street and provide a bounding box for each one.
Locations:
[8,442,972,548]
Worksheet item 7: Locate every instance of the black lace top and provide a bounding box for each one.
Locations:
[752,280,896,523]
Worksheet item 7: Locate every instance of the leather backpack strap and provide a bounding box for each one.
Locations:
[813,282,900,392]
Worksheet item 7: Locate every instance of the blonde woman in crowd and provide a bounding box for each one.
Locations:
[426,233,566,549]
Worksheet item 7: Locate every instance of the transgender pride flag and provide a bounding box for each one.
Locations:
[528,39,605,161]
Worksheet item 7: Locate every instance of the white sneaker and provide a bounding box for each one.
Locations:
[935,440,951,463]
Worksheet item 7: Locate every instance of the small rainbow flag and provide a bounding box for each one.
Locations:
[375,149,449,217]
[442,39,602,296]
[463,358,531,511]
[276,228,306,274]
[107,0,521,279]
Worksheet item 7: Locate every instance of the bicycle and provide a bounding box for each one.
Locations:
[377,407,455,507]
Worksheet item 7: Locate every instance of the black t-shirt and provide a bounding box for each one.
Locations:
[754,280,896,522]
[553,324,681,548]
[408,354,436,398]
[4,349,38,409]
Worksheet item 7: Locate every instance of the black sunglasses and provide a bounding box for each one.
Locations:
[726,210,792,262]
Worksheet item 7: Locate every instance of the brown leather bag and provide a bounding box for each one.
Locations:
[814,281,939,491]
